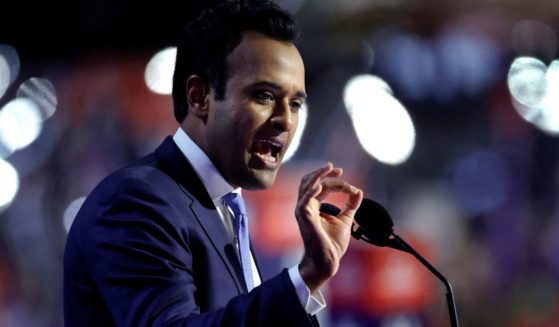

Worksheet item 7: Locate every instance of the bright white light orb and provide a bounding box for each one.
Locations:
[17,77,58,120]
[283,103,308,163]
[508,57,548,110]
[344,74,415,165]
[344,74,392,117]
[508,57,559,134]
[145,47,177,95]
[0,56,10,99]
[0,45,20,99]
[0,159,19,211]
[0,98,43,156]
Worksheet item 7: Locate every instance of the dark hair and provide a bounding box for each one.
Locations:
[172,0,298,123]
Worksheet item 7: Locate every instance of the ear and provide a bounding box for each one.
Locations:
[186,75,210,118]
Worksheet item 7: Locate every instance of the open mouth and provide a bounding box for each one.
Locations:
[252,139,284,165]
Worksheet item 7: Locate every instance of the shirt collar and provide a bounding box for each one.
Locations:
[172,128,240,201]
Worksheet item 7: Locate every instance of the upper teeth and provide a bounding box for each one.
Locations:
[263,140,282,148]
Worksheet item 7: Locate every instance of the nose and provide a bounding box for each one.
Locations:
[270,100,296,132]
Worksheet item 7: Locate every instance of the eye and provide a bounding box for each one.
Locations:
[290,101,303,111]
[254,91,274,103]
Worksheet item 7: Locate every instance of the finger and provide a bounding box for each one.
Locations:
[299,181,323,207]
[300,163,341,195]
[315,180,358,201]
[312,163,340,182]
[325,167,343,179]
[339,189,363,221]
[299,163,332,191]
[308,166,343,190]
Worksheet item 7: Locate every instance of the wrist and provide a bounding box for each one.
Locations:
[298,260,333,293]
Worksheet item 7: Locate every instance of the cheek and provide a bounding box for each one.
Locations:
[228,114,260,149]
[239,109,269,132]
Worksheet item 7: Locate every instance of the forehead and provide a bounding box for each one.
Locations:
[226,31,305,91]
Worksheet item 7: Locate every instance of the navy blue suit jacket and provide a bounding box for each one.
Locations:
[63,137,318,326]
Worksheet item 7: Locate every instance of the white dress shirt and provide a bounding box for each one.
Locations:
[172,128,325,315]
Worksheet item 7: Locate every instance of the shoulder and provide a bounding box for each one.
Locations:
[93,152,192,203]
[69,153,196,236]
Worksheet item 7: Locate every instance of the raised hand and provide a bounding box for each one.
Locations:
[295,162,363,292]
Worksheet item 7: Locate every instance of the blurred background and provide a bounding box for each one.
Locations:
[1,0,559,326]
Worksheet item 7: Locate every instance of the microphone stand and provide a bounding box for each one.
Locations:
[321,202,460,326]
[389,234,460,327]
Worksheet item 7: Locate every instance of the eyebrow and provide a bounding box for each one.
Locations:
[252,81,307,100]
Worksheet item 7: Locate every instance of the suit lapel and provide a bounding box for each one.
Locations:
[189,199,248,293]
[155,137,247,293]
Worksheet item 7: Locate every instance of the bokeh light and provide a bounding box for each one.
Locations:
[508,56,559,134]
[344,74,415,165]
[344,74,391,117]
[16,77,58,120]
[0,98,43,158]
[0,44,20,98]
[509,57,548,109]
[145,47,177,95]
[0,159,19,212]
[283,103,308,163]
[0,56,10,98]
[63,197,86,233]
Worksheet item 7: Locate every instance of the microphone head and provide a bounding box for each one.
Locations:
[320,199,395,246]
[354,198,394,246]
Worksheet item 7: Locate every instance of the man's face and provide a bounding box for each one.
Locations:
[204,31,306,190]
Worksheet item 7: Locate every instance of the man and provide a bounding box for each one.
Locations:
[63,1,363,326]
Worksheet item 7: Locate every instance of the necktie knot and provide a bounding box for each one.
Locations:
[223,192,246,223]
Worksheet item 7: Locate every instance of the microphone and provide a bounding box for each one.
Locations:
[320,199,460,327]
[321,199,406,251]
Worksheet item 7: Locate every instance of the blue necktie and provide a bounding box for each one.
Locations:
[223,192,254,291]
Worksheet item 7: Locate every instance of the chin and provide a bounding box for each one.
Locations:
[240,169,278,190]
